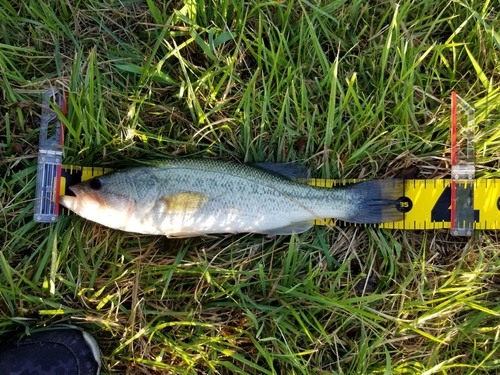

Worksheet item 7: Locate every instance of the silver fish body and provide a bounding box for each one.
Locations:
[59,159,402,236]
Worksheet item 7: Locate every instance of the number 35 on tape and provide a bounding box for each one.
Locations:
[312,178,500,230]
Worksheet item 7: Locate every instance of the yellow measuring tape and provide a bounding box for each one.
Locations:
[311,178,499,230]
[58,165,500,230]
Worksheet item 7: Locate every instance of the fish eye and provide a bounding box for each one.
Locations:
[89,178,103,190]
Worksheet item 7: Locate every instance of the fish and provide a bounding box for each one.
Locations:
[59,158,403,237]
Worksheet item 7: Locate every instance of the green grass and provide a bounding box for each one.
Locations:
[2,0,500,373]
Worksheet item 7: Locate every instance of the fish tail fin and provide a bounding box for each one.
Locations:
[344,179,403,224]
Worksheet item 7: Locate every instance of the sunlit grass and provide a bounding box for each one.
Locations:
[1,0,500,374]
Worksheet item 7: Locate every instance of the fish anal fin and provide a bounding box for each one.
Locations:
[161,192,209,213]
[261,220,314,236]
[165,232,216,238]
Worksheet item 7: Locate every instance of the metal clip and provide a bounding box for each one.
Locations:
[450,92,475,237]
[451,164,475,181]
[33,88,65,223]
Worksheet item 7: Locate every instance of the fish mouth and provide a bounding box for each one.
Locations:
[59,185,101,213]
[59,195,78,211]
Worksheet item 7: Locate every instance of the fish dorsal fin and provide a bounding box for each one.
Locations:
[160,192,209,213]
[249,162,311,181]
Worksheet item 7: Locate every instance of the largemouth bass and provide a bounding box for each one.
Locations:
[59,159,403,237]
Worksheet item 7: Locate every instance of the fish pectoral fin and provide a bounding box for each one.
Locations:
[160,192,209,213]
[261,220,314,236]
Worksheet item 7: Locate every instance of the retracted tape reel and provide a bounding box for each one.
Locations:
[34,89,492,236]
